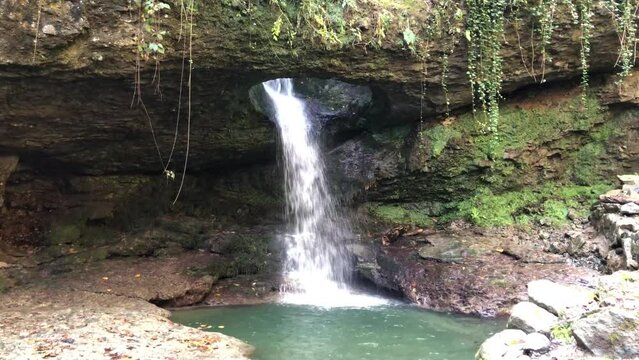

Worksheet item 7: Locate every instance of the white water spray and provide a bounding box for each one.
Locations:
[262,79,388,308]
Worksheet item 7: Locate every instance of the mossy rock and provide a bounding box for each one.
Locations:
[449,183,612,228]
[0,274,15,293]
[367,202,436,227]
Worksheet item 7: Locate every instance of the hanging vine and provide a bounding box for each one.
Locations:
[605,0,639,78]
[533,0,560,82]
[466,0,508,154]
[578,0,594,101]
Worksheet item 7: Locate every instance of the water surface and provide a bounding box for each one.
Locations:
[172,304,504,360]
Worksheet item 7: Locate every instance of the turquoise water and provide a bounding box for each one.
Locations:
[171,304,504,360]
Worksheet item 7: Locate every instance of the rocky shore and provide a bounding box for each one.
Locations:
[476,271,639,360]
[0,287,254,359]
[475,177,639,359]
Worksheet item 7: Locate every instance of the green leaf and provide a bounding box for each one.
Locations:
[402,28,416,46]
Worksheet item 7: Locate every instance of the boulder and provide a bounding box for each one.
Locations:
[572,308,639,358]
[522,333,551,354]
[507,301,558,335]
[527,280,597,318]
[475,329,527,360]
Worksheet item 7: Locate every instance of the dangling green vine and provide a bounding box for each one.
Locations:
[606,0,639,78]
[429,0,464,117]
[533,0,560,82]
[466,0,508,154]
[578,0,594,102]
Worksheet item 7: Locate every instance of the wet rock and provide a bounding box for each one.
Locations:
[527,280,597,318]
[367,230,597,316]
[475,329,526,360]
[600,73,639,105]
[507,301,558,335]
[417,243,474,263]
[42,24,57,35]
[0,156,18,208]
[249,78,373,129]
[522,332,551,354]
[620,202,639,215]
[572,308,639,357]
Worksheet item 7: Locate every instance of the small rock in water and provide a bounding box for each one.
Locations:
[475,329,526,360]
[620,202,639,215]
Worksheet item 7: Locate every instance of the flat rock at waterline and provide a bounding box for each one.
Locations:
[417,234,485,263]
[0,288,254,360]
[527,279,598,318]
[507,301,558,335]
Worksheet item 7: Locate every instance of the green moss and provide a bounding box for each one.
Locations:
[372,125,412,145]
[450,183,611,228]
[571,142,605,185]
[551,322,574,343]
[541,199,570,226]
[77,226,119,247]
[421,124,461,158]
[448,93,604,159]
[395,91,618,212]
[206,234,272,278]
[48,223,83,245]
[368,203,434,227]
[0,275,11,293]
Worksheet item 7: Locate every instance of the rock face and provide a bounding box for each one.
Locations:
[354,229,597,316]
[0,1,636,268]
[0,0,628,175]
[592,176,639,271]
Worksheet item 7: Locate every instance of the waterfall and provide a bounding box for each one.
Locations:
[262,78,388,308]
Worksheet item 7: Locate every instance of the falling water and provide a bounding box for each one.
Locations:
[262,79,388,307]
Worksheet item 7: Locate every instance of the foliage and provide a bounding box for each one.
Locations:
[551,322,575,342]
[466,0,508,154]
[605,0,639,78]
[578,0,594,101]
[258,0,638,143]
